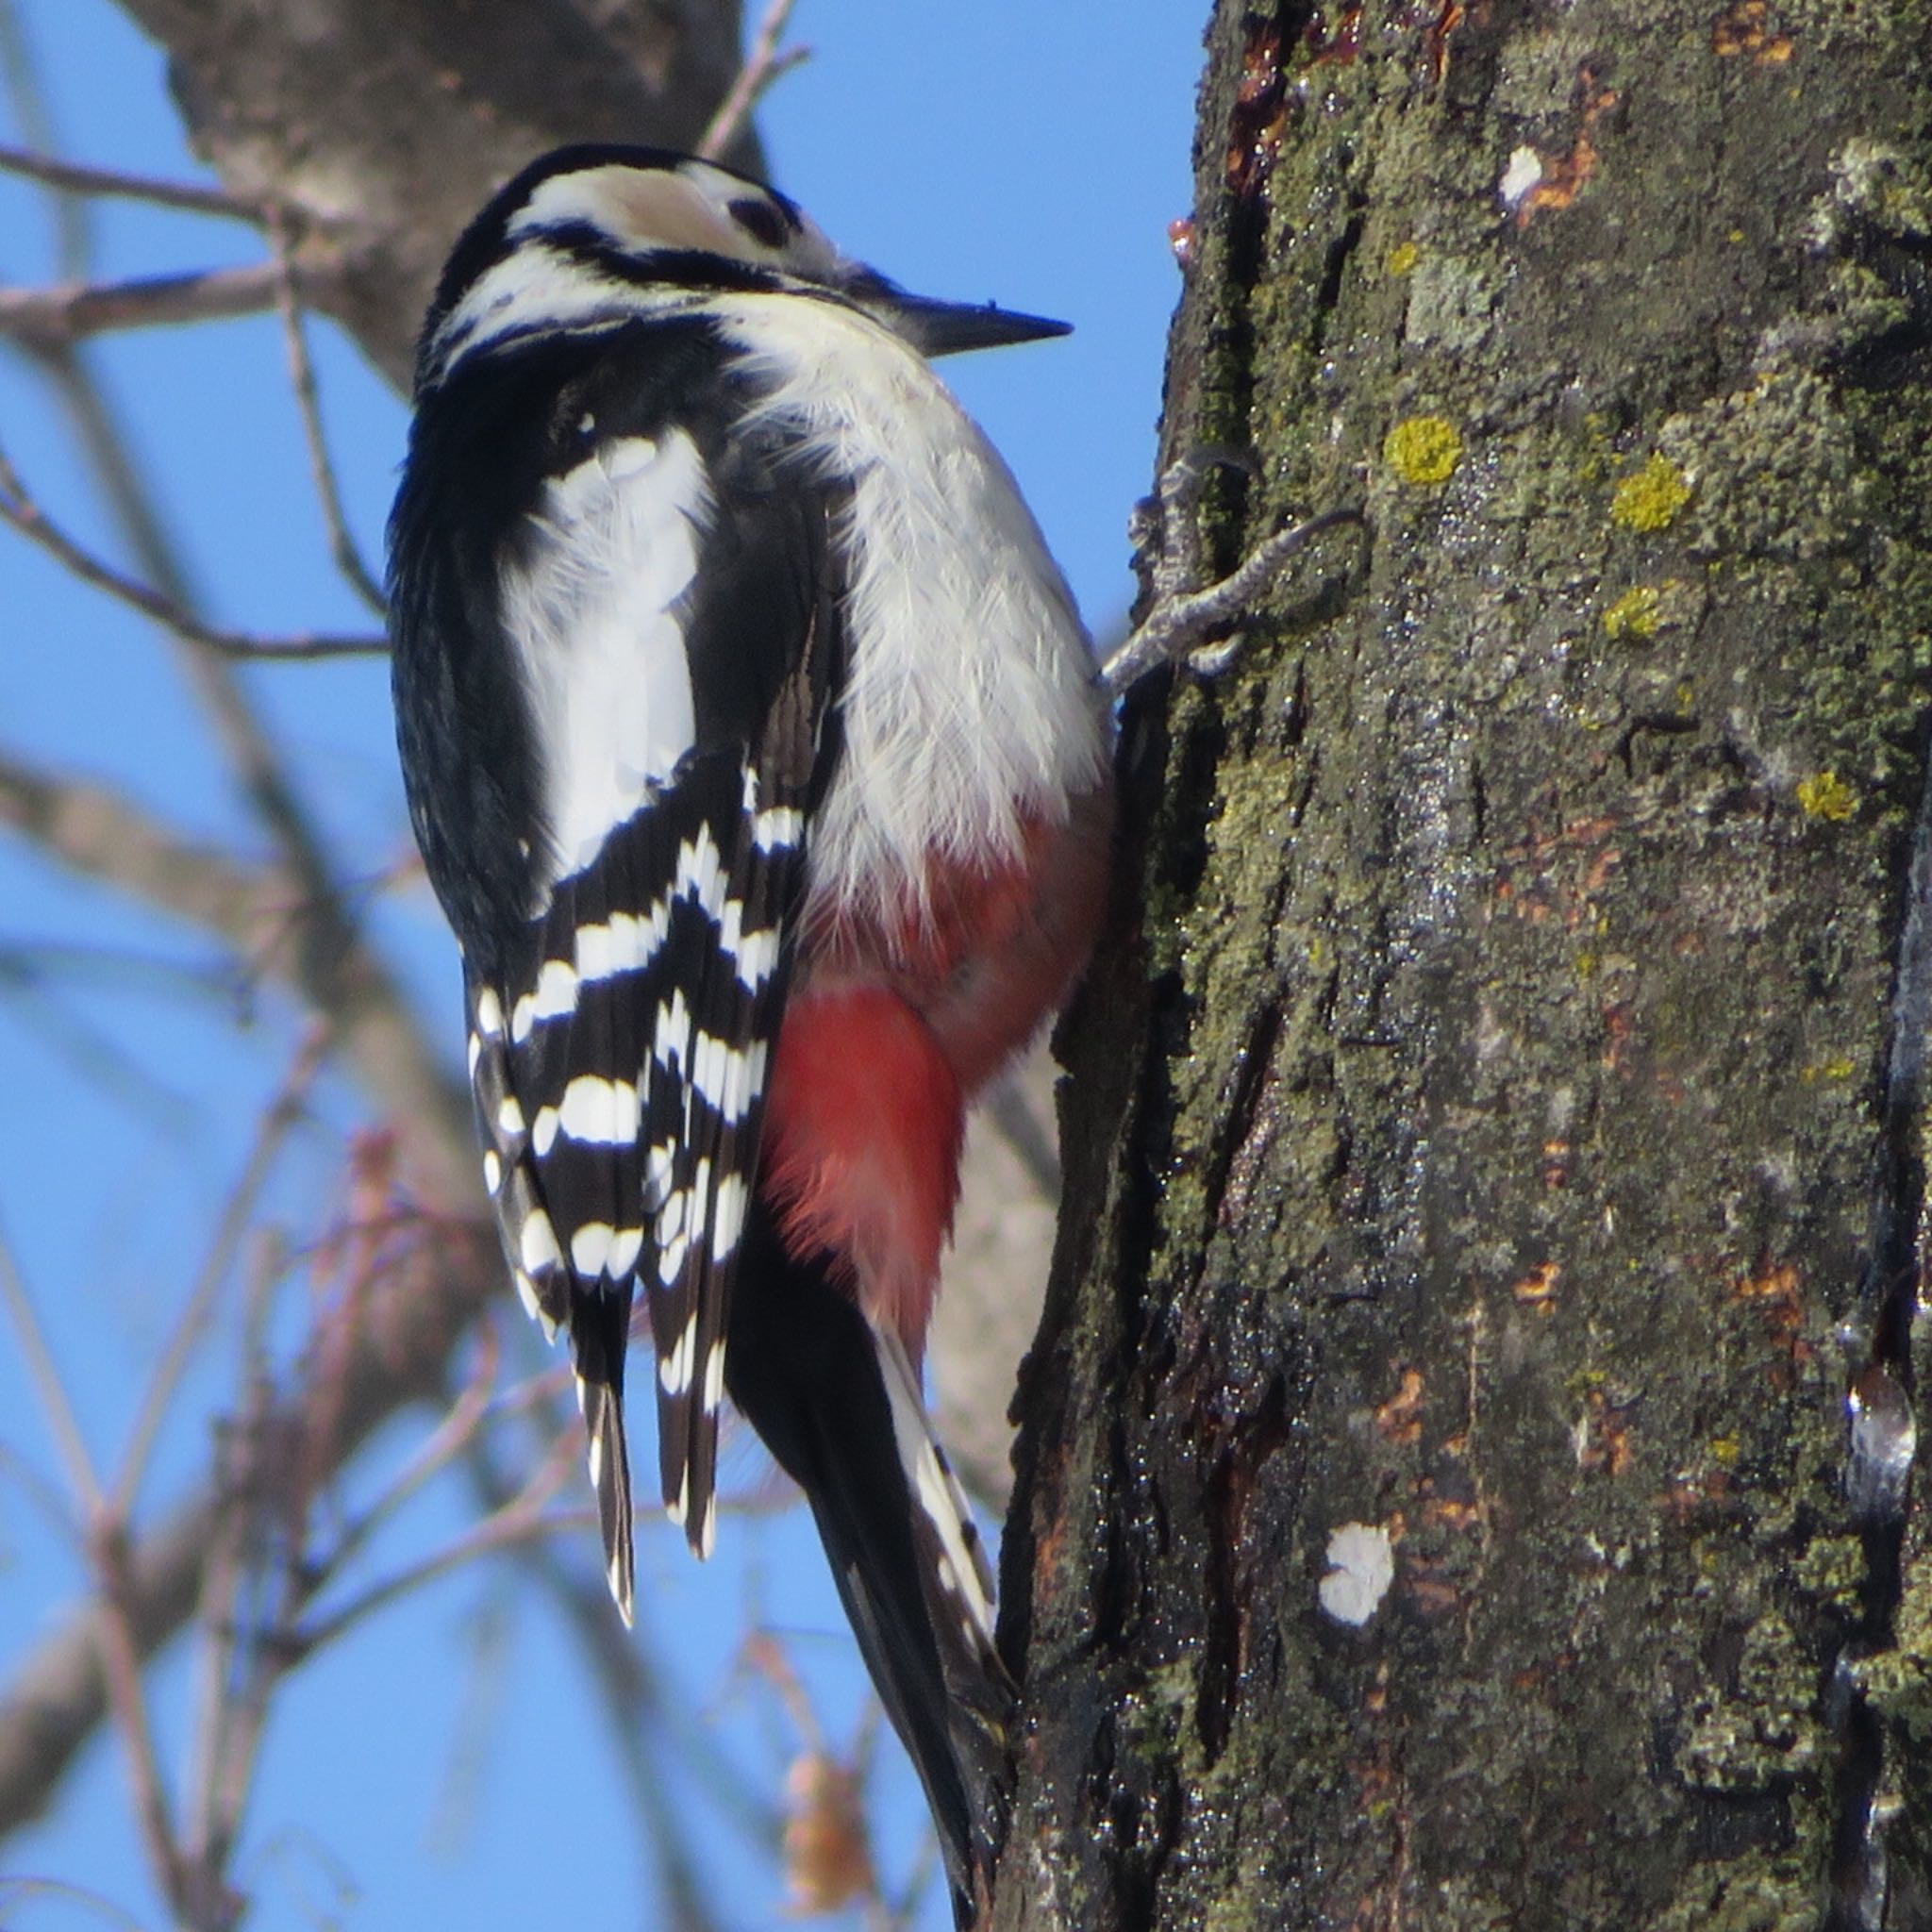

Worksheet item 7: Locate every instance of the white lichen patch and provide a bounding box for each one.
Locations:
[1318,1521,1395,1625]
[1499,145,1544,210]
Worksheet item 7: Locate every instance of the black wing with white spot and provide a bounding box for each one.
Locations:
[467,710,821,1606]
[391,314,842,1614]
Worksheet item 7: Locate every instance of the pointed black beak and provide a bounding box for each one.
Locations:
[841,267,1071,357]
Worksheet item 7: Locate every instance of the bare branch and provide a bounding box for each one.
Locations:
[0,441,384,659]
[88,1577,192,1922]
[0,1876,152,1931]
[0,262,300,351]
[310,1319,514,1583]
[0,142,264,220]
[293,1457,583,1656]
[0,1218,493,1840]
[0,1218,102,1516]
[113,1028,329,1519]
[0,750,304,963]
[0,743,478,1221]
[266,213,388,618]
[0,1438,80,1547]
[698,0,810,163]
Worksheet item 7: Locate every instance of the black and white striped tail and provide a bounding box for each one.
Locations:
[467,959,641,1619]
[725,1204,1013,1925]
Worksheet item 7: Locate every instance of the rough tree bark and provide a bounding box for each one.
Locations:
[1001,2,1932,1927]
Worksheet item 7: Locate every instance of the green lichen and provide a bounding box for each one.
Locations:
[1602,585,1662,640]
[1829,137,1932,241]
[1611,456,1693,532]
[1790,1532,1866,1610]
[1384,414,1463,486]
[1404,252,1501,353]
[1575,410,1617,484]
[1797,1055,1857,1083]
[1796,771,1858,821]
[1657,368,1863,562]
[1385,240,1419,277]
[1674,1614,1820,1790]
[1859,1557,1932,1739]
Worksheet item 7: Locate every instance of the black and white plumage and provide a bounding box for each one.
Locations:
[390,144,1112,1917]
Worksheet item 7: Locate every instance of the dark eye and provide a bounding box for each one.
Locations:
[728,196,792,251]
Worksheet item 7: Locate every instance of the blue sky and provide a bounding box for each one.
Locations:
[0,4,1203,1925]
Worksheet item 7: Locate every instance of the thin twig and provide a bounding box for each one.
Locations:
[0,1437,81,1546]
[0,10,89,280]
[0,1875,153,1931]
[0,1215,101,1514]
[90,1577,191,1918]
[0,142,263,220]
[0,441,387,658]
[0,262,293,350]
[697,0,810,161]
[312,1320,510,1582]
[266,212,387,618]
[0,1193,190,1906]
[293,1469,585,1656]
[113,1026,329,1519]
[0,749,305,966]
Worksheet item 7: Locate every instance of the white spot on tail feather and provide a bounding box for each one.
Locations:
[571,1221,615,1275]
[520,1208,562,1274]
[513,1268,545,1325]
[710,1174,750,1262]
[659,1313,697,1395]
[558,1073,641,1144]
[643,1141,675,1213]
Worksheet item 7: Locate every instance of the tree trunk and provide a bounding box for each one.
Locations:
[1000,3,1932,1926]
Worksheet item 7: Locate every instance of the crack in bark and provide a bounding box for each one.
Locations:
[1824,711,1932,1929]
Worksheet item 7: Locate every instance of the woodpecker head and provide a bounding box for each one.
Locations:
[418,143,1070,393]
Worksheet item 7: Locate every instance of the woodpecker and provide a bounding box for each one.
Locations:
[388,144,1113,1914]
